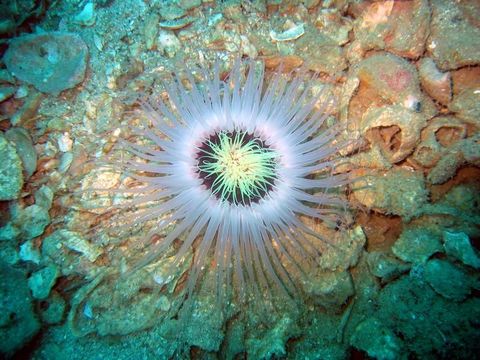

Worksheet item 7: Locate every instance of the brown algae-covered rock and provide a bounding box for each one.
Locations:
[4,32,88,95]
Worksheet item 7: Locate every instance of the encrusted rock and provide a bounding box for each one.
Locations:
[412,116,467,168]
[295,25,347,75]
[39,291,66,325]
[15,85,29,99]
[303,270,354,309]
[354,0,430,59]
[4,32,88,95]
[378,274,479,357]
[143,13,159,50]
[424,259,473,301]
[418,57,452,105]
[451,66,480,96]
[5,127,37,179]
[264,55,303,72]
[350,317,404,360]
[19,239,41,264]
[318,225,366,271]
[352,168,428,221]
[80,167,121,213]
[159,3,186,20]
[0,261,40,354]
[427,0,480,70]
[0,85,15,102]
[449,88,480,128]
[34,185,54,211]
[443,231,480,269]
[0,69,15,84]
[246,316,297,359]
[314,8,352,46]
[0,223,20,242]
[180,293,225,352]
[178,0,201,10]
[28,264,59,300]
[68,267,184,337]
[421,184,480,237]
[42,229,102,264]
[59,152,74,174]
[147,252,192,293]
[74,2,96,26]
[0,242,18,265]
[366,251,410,283]
[427,133,480,184]
[57,132,73,153]
[361,105,427,164]
[357,53,423,111]
[336,145,392,171]
[0,133,23,201]
[13,204,51,241]
[10,91,43,126]
[158,30,181,58]
[392,227,442,264]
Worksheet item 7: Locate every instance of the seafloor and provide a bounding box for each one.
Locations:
[0,0,479,359]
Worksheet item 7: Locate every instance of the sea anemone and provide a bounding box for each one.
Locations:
[105,59,350,305]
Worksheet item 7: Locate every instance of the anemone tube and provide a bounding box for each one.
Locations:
[111,60,350,304]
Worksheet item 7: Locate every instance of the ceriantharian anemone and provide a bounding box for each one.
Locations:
[103,59,350,306]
